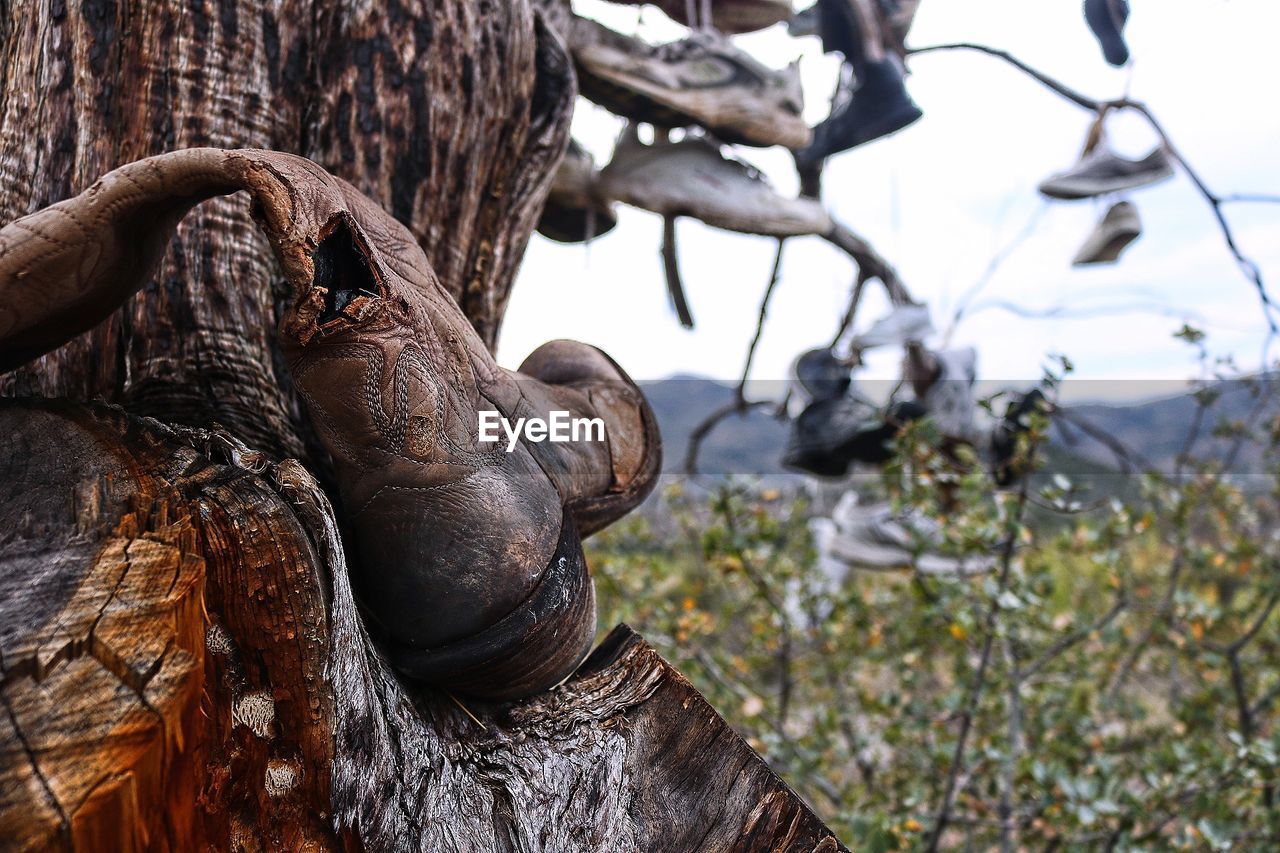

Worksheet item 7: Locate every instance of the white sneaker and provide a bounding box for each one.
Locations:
[819,493,997,576]
[1072,200,1141,266]
[849,304,933,350]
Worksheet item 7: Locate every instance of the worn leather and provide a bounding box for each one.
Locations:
[0,148,661,699]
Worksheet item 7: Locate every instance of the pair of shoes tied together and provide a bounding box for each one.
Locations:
[0,148,662,701]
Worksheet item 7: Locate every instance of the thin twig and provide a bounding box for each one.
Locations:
[831,272,869,348]
[681,399,775,475]
[1223,194,1280,205]
[1022,594,1127,679]
[1117,101,1280,333]
[682,239,790,474]
[907,42,1100,111]
[737,238,788,405]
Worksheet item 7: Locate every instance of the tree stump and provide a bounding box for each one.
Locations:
[0,0,846,849]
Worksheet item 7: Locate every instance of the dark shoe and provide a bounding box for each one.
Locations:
[794,58,922,174]
[815,0,867,64]
[1039,139,1173,200]
[537,140,618,244]
[783,396,874,477]
[1084,0,1130,67]
[991,389,1048,487]
[783,396,924,476]
[794,347,851,401]
[1072,200,1141,266]
[839,399,926,464]
[0,148,662,700]
[571,19,810,149]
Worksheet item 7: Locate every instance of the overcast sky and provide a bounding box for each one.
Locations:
[496,0,1280,400]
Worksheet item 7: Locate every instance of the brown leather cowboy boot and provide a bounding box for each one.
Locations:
[0,148,661,700]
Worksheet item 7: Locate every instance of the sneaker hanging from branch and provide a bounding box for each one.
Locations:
[599,127,833,236]
[571,17,810,149]
[1072,199,1142,266]
[791,0,923,188]
[1039,116,1173,200]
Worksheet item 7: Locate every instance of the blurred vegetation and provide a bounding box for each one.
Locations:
[587,341,1280,850]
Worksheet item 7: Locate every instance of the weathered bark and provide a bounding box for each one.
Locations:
[0,1,844,850]
[0,400,336,849]
[0,0,569,452]
[0,400,842,851]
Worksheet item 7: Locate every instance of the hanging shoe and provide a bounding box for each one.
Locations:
[793,347,851,401]
[885,0,922,52]
[783,394,879,477]
[991,389,1048,487]
[537,140,618,244]
[1038,134,1173,200]
[1084,0,1130,67]
[1072,200,1141,266]
[793,57,922,176]
[848,303,933,350]
[912,347,980,444]
[0,148,663,700]
[571,19,810,149]
[842,399,926,464]
[599,130,833,237]
[782,395,924,476]
[640,0,797,34]
[820,493,997,575]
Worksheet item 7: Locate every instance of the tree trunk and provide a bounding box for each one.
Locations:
[0,1,844,849]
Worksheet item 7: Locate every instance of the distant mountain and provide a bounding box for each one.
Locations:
[639,375,1279,481]
[1058,378,1274,475]
[639,377,792,476]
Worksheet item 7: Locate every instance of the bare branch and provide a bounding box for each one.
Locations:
[907,42,1280,332]
[681,399,776,475]
[823,221,914,305]
[1116,100,1280,333]
[1223,194,1280,205]
[737,238,788,405]
[680,239,788,474]
[907,42,1100,111]
[1052,407,1155,474]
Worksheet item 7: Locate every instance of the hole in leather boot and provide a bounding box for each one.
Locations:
[312,216,382,324]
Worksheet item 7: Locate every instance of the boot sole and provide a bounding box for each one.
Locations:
[386,514,597,701]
